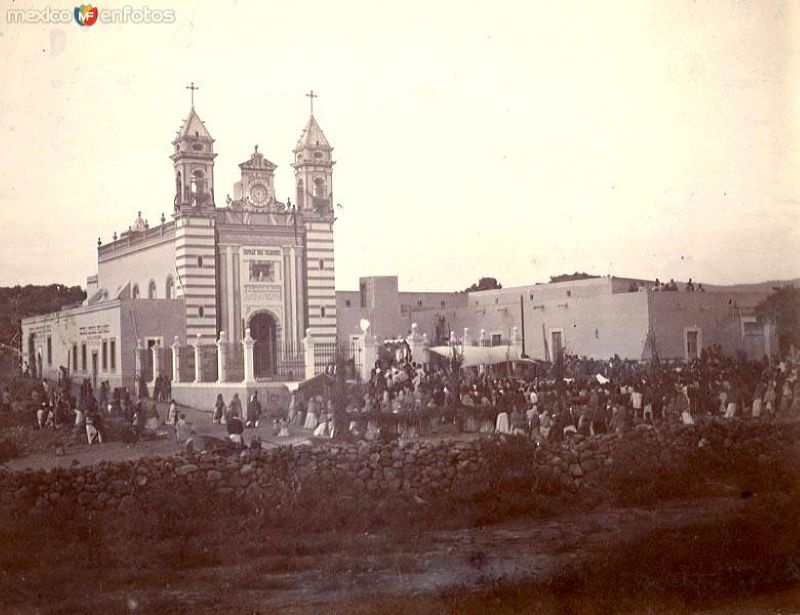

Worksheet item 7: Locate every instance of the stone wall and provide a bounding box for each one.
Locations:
[2,419,797,515]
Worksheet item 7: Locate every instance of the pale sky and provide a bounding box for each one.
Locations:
[0,0,798,291]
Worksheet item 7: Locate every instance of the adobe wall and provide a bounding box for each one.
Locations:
[649,290,772,360]
[2,419,796,515]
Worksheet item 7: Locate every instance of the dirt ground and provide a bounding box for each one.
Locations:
[4,402,313,472]
[25,495,796,614]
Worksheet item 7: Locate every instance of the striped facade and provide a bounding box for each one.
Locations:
[174,213,218,342]
[304,219,336,343]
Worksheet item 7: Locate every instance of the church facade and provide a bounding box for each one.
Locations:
[21,100,338,397]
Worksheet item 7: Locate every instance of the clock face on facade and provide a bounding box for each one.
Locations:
[250,183,268,205]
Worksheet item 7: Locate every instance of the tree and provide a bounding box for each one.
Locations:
[755,286,800,357]
[463,277,502,293]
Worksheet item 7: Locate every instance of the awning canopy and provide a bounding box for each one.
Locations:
[429,344,522,368]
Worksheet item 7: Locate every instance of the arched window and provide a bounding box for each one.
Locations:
[296,179,305,209]
[320,306,326,318]
[319,259,324,270]
[131,284,140,299]
[191,169,206,205]
[165,275,174,299]
[148,280,157,299]
[198,306,205,318]
[197,256,203,268]
[313,177,326,198]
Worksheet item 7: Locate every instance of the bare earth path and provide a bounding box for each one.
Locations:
[74,497,759,614]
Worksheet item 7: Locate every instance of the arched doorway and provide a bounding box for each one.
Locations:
[250,312,278,378]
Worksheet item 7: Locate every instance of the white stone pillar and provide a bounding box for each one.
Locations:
[361,332,378,381]
[289,245,299,349]
[217,331,228,383]
[171,336,181,383]
[407,323,425,364]
[243,328,256,384]
[303,328,316,380]
[150,342,162,386]
[194,333,203,383]
[479,329,487,347]
[226,246,236,339]
[463,327,471,347]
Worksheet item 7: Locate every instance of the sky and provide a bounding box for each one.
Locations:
[0,0,798,291]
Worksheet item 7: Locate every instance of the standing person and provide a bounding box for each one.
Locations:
[246,392,262,428]
[228,393,243,421]
[37,402,47,429]
[227,411,245,448]
[166,399,179,444]
[85,412,102,444]
[213,394,226,425]
[175,413,191,443]
[287,392,297,425]
[73,405,85,436]
[304,396,319,430]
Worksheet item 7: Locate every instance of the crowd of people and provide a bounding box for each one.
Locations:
[310,345,800,444]
[6,342,799,451]
[629,278,706,292]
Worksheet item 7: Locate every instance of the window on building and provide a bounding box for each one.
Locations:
[102,340,108,371]
[319,259,324,270]
[359,282,367,308]
[321,306,326,318]
[81,344,87,372]
[148,279,157,299]
[296,179,305,209]
[491,333,502,346]
[165,275,174,299]
[190,169,206,205]
[72,344,78,371]
[249,261,273,282]
[46,336,52,366]
[198,306,205,318]
[197,256,204,268]
[566,290,572,297]
[313,177,326,197]
[110,339,116,371]
[132,284,140,299]
[440,300,446,308]
[345,299,351,308]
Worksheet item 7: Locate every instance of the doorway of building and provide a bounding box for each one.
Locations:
[551,330,564,358]
[27,334,36,377]
[250,312,278,379]
[685,328,701,361]
[91,351,98,389]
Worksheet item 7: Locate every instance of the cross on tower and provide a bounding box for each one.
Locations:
[306,89,318,115]
[186,82,199,107]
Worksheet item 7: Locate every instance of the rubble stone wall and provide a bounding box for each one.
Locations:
[1,419,797,515]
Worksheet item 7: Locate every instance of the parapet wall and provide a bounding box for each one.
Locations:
[2,419,797,515]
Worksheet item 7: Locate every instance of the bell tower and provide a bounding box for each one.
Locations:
[292,91,334,214]
[171,83,216,210]
[293,91,337,344]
